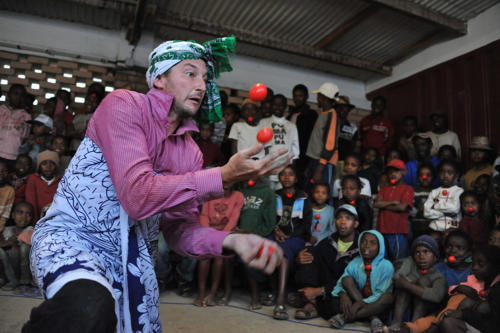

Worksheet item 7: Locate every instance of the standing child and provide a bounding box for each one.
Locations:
[424,160,463,232]
[8,154,33,205]
[374,159,414,260]
[379,148,405,189]
[0,160,15,233]
[195,186,244,307]
[332,153,371,202]
[294,204,360,320]
[25,150,61,222]
[268,165,312,320]
[390,235,447,329]
[196,122,226,168]
[435,230,472,289]
[410,162,435,237]
[459,191,490,246]
[0,202,34,291]
[359,147,382,194]
[464,136,494,190]
[317,230,394,333]
[338,175,373,232]
[309,182,335,245]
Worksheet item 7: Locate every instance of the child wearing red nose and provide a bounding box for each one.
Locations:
[389,235,447,330]
[309,182,335,245]
[337,175,373,232]
[459,191,490,246]
[374,159,414,261]
[227,99,263,158]
[411,162,435,237]
[424,159,463,232]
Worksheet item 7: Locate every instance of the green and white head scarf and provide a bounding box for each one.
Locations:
[146,36,235,123]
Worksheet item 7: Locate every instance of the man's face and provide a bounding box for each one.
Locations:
[272,97,287,118]
[431,115,446,131]
[403,119,417,136]
[371,99,385,115]
[335,211,358,237]
[293,90,307,108]
[414,138,431,159]
[154,60,207,118]
[360,233,379,262]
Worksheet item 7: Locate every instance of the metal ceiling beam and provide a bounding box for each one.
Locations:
[155,13,392,76]
[314,4,379,50]
[126,0,147,45]
[384,30,445,66]
[370,0,467,35]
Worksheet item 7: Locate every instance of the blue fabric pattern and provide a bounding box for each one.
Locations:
[30,137,161,333]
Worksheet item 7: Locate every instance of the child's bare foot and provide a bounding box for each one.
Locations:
[249,299,262,310]
[217,295,231,306]
[205,294,216,306]
[193,297,206,307]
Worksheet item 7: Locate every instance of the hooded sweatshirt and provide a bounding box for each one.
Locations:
[332,230,394,303]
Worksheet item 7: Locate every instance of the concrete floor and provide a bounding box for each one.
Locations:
[0,289,371,332]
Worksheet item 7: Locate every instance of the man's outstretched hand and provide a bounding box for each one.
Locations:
[222,233,283,275]
[220,144,292,187]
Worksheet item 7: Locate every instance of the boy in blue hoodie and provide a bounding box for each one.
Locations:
[316,230,394,333]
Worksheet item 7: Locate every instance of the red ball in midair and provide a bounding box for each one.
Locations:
[448,256,456,263]
[248,179,255,186]
[315,214,321,220]
[257,127,274,144]
[249,83,268,102]
[442,190,448,196]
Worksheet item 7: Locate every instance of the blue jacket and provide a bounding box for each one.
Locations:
[332,230,394,303]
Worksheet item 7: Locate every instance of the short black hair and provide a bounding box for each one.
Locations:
[438,145,458,160]
[460,190,479,206]
[438,159,462,177]
[312,182,330,195]
[293,84,308,96]
[14,201,34,214]
[473,245,500,276]
[417,161,436,180]
[444,229,472,252]
[273,94,287,105]
[344,153,362,165]
[279,164,296,177]
[341,174,363,190]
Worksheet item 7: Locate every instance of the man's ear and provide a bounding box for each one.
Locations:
[153,76,164,90]
[354,220,359,229]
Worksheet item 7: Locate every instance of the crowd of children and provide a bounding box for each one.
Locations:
[1,80,500,333]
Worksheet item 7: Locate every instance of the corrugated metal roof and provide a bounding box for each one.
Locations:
[411,0,499,20]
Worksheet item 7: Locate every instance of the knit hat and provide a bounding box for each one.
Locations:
[411,235,439,258]
[146,36,236,124]
[37,150,60,170]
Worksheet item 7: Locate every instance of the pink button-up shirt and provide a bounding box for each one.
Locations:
[86,88,228,257]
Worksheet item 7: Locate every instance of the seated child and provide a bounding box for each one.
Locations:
[489,225,500,247]
[50,135,72,177]
[0,202,34,291]
[407,245,500,333]
[435,229,472,289]
[374,159,414,260]
[459,191,489,245]
[294,204,360,320]
[237,177,276,310]
[332,153,371,201]
[390,235,447,329]
[410,162,435,237]
[267,165,311,320]
[25,150,61,222]
[424,159,463,232]
[337,175,373,232]
[309,182,335,245]
[195,185,244,306]
[0,160,15,232]
[316,230,393,333]
[196,122,226,168]
[8,154,33,205]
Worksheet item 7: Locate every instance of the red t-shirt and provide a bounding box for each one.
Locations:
[459,215,489,245]
[360,114,394,155]
[377,183,414,234]
[25,174,61,222]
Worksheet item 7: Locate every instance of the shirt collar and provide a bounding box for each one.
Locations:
[146,89,199,136]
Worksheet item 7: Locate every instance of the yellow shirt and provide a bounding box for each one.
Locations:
[338,239,353,254]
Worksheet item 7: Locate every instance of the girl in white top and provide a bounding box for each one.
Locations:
[424,160,464,231]
[332,153,371,201]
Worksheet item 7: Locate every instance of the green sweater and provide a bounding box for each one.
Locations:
[238,182,276,237]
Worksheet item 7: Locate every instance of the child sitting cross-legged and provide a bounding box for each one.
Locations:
[389,235,447,330]
[435,229,473,289]
[293,204,360,320]
[194,185,244,307]
[316,230,394,333]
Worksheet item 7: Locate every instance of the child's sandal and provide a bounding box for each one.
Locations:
[329,313,345,328]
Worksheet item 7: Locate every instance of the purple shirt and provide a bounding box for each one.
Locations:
[86,88,228,257]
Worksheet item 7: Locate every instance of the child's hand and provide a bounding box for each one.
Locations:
[349,300,366,318]
[393,275,410,289]
[309,236,317,245]
[296,248,313,264]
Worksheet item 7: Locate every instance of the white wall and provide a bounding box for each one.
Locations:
[366,3,500,93]
[0,11,370,108]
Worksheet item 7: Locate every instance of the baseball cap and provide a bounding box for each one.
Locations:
[27,114,53,129]
[386,159,406,171]
[335,204,358,219]
[311,82,339,100]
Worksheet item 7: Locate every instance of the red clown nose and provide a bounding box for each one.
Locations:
[467,206,474,213]
[315,214,321,220]
[390,179,397,185]
[365,264,372,271]
[420,269,428,275]
[249,83,268,102]
[448,256,456,263]
[442,190,448,196]
[247,116,254,122]
[286,193,293,198]
[248,180,255,186]
[257,127,273,144]
[349,200,355,205]
[422,174,428,180]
